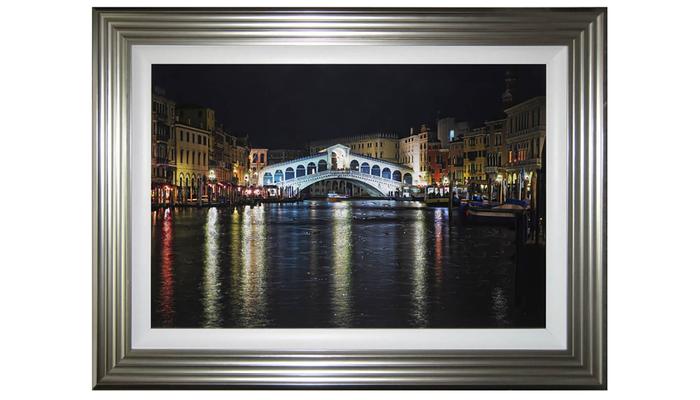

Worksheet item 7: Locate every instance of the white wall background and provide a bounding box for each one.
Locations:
[0,0,698,398]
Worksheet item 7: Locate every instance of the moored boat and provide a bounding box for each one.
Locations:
[460,199,529,224]
[327,191,349,201]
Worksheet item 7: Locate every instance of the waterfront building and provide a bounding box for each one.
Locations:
[427,141,449,187]
[464,126,489,195]
[503,96,546,206]
[483,118,507,201]
[248,148,268,185]
[151,89,177,205]
[205,127,251,202]
[309,132,400,162]
[447,136,466,188]
[174,122,210,203]
[398,124,433,186]
[229,135,249,185]
[210,126,230,183]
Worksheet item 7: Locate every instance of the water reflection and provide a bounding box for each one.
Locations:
[202,208,221,327]
[410,209,428,327]
[331,202,352,327]
[433,208,444,286]
[158,208,175,326]
[151,200,543,328]
[239,205,268,327]
[229,207,242,322]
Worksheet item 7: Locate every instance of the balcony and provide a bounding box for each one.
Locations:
[155,157,176,167]
[506,158,542,170]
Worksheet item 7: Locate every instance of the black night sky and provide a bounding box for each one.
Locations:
[153,64,545,149]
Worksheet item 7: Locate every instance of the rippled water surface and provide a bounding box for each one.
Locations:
[151,200,544,328]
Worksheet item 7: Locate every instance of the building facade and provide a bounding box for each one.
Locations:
[427,141,449,186]
[174,123,210,203]
[483,118,506,201]
[398,124,433,186]
[309,132,400,163]
[229,135,249,185]
[248,148,268,185]
[464,126,489,194]
[151,91,177,205]
[503,96,546,206]
[447,137,466,188]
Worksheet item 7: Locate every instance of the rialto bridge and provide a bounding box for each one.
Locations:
[256,144,415,197]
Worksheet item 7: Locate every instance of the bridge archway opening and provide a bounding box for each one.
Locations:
[296,165,306,177]
[318,159,328,172]
[263,172,273,185]
[403,173,413,185]
[381,167,391,180]
[360,162,370,174]
[392,170,401,181]
[297,177,385,198]
[285,167,294,180]
[274,169,283,183]
[307,162,316,175]
[371,165,380,177]
[350,160,359,171]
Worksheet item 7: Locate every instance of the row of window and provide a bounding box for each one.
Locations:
[179,130,208,146]
[179,149,207,166]
[152,101,173,117]
[350,141,395,150]
[251,153,266,163]
[509,107,544,134]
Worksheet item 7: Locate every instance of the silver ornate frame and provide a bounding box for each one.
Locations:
[93,8,606,389]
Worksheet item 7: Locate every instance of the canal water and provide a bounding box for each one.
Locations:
[151,200,544,328]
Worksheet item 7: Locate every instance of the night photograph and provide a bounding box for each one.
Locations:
[150,64,547,329]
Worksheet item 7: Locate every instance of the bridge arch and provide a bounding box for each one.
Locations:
[274,169,283,183]
[381,167,391,180]
[392,170,401,181]
[360,162,370,174]
[285,167,294,180]
[296,165,306,177]
[371,165,380,176]
[307,162,316,175]
[350,159,359,171]
[295,174,385,197]
[263,172,273,185]
[318,159,328,172]
[403,173,413,185]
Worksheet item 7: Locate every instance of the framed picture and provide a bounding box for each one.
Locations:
[93,8,606,388]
